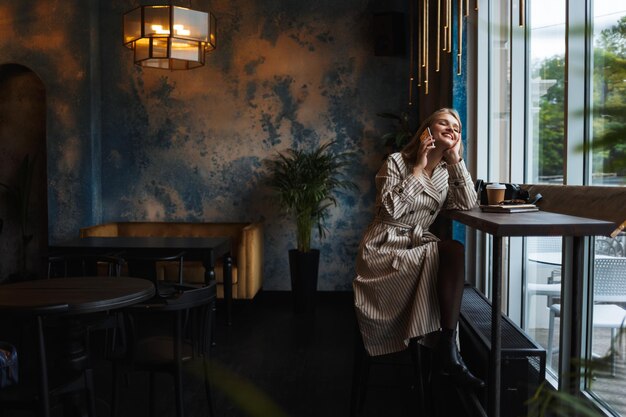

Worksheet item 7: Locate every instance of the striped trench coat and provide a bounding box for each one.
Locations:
[354,152,477,356]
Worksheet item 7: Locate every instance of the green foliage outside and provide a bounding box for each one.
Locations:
[534,16,626,183]
[532,55,566,179]
[589,16,626,178]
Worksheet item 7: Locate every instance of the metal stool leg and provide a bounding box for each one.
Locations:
[408,338,427,415]
[350,330,370,417]
[37,316,52,417]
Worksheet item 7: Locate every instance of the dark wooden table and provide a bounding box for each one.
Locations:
[0,277,155,417]
[0,276,155,314]
[442,208,616,417]
[49,236,233,324]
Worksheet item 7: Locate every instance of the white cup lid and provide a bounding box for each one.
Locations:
[486,182,506,189]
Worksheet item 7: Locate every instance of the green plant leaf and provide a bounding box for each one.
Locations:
[266,141,357,252]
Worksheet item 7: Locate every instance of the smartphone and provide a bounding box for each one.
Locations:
[419,127,432,142]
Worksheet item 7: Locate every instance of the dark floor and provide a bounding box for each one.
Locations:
[1,291,478,417]
[208,291,431,417]
[113,291,475,417]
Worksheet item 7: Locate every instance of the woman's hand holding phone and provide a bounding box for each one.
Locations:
[412,127,435,178]
[420,128,435,149]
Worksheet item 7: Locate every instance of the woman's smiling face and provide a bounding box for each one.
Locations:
[430,113,461,148]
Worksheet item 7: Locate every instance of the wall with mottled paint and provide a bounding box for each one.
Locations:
[0,0,415,290]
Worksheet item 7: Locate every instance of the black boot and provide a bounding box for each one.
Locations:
[432,328,485,388]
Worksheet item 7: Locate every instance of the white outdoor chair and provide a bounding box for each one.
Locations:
[546,257,626,374]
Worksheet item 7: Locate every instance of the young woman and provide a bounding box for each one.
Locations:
[354,108,483,388]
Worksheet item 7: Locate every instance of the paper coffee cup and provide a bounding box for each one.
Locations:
[486,183,506,205]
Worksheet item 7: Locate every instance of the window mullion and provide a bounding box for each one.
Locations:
[564,0,588,186]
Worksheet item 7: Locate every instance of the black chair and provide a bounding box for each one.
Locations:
[0,306,79,417]
[350,325,427,417]
[0,253,110,417]
[47,253,125,278]
[46,253,127,356]
[110,282,217,417]
[123,251,186,298]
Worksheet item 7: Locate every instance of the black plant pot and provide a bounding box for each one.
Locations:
[288,249,320,315]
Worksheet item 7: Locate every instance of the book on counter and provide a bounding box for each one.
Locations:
[479,203,539,213]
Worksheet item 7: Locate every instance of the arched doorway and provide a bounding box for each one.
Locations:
[0,64,48,281]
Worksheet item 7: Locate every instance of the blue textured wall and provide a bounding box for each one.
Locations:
[0,0,413,290]
[451,0,468,243]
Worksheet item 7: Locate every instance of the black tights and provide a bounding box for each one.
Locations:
[436,240,466,331]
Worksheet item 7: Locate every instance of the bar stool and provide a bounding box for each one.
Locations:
[350,325,427,417]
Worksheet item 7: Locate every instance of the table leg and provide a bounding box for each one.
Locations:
[203,250,217,285]
[223,254,233,326]
[202,251,233,325]
[55,318,97,417]
[561,236,586,395]
[489,237,502,417]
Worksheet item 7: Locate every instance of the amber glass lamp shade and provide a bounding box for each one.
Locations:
[123,5,217,70]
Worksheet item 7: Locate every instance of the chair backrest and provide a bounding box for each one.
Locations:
[154,283,216,311]
[127,282,217,358]
[593,257,626,302]
[47,253,124,278]
[595,235,625,257]
[123,251,185,295]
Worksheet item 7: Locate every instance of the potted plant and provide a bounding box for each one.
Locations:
[266,141,357,314]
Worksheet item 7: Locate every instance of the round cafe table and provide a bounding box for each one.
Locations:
[0,276,154,314]
[0,277,155,417]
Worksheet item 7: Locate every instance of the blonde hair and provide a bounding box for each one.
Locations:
[401,108,463,164]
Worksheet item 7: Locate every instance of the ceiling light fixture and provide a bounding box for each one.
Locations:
[123,4,216,70]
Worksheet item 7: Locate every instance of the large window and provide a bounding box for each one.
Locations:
[587,233,626,414]
[489,0,511,183]
[528,1,566,184]
[586,6,626,414]
[473,1,626,415]
[523,0,567,383]
[591,3,626,186]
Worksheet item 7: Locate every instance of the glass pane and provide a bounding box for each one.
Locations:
[172,7,208,41]
[587,1,626,408]
[523,237,562,379]
[134,38,150,62]
[123,7,142,46]
[522,0,567,383]
[590,3,626,186]
[170,39,202,62]
[528,0,566,184]
[586,233,626,414]
[144,6,171,37]
[151,38,169,59]
[489,0,511,182]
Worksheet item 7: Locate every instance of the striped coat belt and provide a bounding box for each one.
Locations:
[373,215,424,247]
